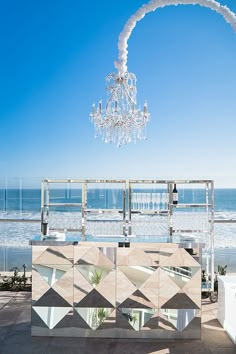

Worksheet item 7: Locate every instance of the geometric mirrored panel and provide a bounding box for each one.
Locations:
[75,308,114,330]
[139,267,160,308]
[75,264,113,287]
[184,248,200,264]
[118,289,155,309]
[161,248,200,267]
[98,247,116,264]
[118,266,156,288]
[54,308,91,329]
[117,247,157,267]
[33,247,72,265]
[76,247,114,267]
[161,266,199,289]
[75,288,114,308]
[159,309,200,331]
[141,310,159,330]
[33,288,72,307]
[95,269,116,307]
[33,264,72,286]
[161,292,200,309]
[32,306,72,329]
[119,308,156,331]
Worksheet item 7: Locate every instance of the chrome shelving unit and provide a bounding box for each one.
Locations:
[128,179,215,292]
[41,178,126,238]
[41,178,215,292]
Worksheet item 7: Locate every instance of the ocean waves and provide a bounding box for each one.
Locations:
[0,211,236,248]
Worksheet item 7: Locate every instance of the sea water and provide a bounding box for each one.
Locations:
[0,188,236,271]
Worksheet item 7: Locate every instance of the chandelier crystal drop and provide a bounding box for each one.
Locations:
[90,72,150,147]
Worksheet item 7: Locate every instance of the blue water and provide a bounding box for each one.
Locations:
[0,188,235,212]
[0,188,236,271]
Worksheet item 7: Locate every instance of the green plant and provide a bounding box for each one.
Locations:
[97,308,108,324]
[89,269,103,287]
[217,265,227,275]
[0,265,31,292]
[129,313,138,324]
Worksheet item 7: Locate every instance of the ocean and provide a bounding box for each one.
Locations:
[0,188,236,272]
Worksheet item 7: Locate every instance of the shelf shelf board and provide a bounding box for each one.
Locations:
[172,203,211,208]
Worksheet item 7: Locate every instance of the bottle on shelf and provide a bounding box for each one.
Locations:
[172,183,178,205]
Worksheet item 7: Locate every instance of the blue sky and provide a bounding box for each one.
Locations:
[0,0,235,186]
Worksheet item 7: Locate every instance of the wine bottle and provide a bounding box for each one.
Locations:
[173,183,178,205]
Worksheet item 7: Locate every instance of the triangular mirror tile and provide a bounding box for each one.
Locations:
[161,266,199,289]
[74,267,93,305]
[76,288,115,308]
[53,246,73,263]
[75,264,113,287]
[159,267,180,308]
[182,268,201,308]
[118,290,155,309]
[74,246,91,264]
[75,307,114,330]
[116,309,136,330]
[77,247,114,267]
[32,267,50,304]
[96,309,116,330]
[139,267,160,307]
[34,288,72,307]
[182,310,201,332]
[144,249,160,265]
[33,246,48,263]
[184,248,201,264]
[116,248,133,265]
[34,247,72,265]
[141,310,159,330]
[159,309,178,331]
[118,308,155,331]
[56,308,91,329]
[52,267,74,306]
[161,292,200,309]
[95,269,116,307]
[32,307,49,328]
[33,306,72,329]
[126,248,156,266]
[98,247,116,264]
[118,266,156,288]
[161,248,200,267]
[160,309,199,331]
[159,248,178,265]
[116,269,137,307]
[33,264,72,287]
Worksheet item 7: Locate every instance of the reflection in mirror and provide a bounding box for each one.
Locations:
[75,307,114,330]
[33,264,72,286]
[75,265,113,287]
[119,308,156,331]
[118,266,156,288]
[159,309,200,331]
[33,306,71,329]
[161,266,199,289]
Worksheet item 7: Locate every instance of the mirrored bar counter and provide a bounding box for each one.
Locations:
[30,236,204,339]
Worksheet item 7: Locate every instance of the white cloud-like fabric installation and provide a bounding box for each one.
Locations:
[115,0,236,75]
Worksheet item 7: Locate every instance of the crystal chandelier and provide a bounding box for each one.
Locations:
[90,72,150,147]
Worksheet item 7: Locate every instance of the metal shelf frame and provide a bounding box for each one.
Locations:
[41,178,215,292]
[41,178,127,237]
[128,179,215,292]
